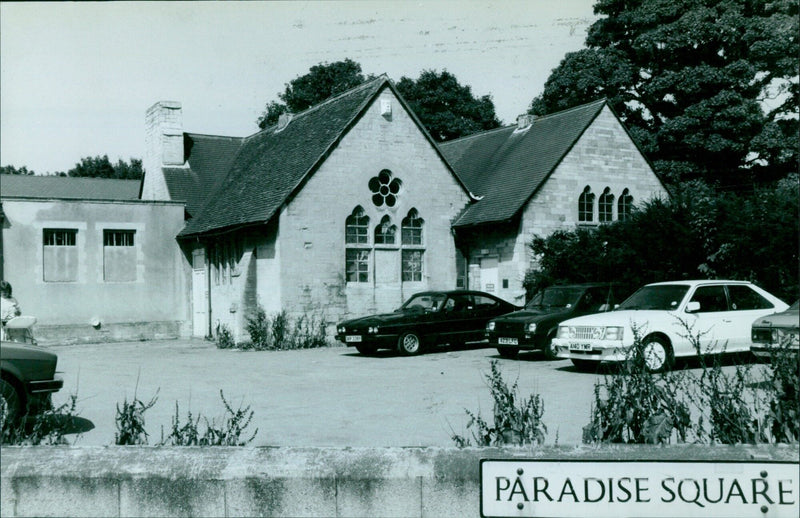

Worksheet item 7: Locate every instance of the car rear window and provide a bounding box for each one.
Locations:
[617,284,690,310]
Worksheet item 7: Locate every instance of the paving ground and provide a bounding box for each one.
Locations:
[47,339,768,447]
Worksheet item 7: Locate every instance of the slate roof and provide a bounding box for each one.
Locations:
[179,75,468,238]
[440,99,608,228]
[0,174,141,200]
[161,134,244,218]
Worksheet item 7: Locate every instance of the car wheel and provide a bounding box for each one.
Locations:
[355,344,378,356]
[642,336,673,373]
[543,336,559,361]
[497,347,518,359]
[571,359,598,372]
[398,332,424,356]
[0,378,23,425]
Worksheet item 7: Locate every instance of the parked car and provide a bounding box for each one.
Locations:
[486,283,632,360]
[551,280,789,372]
[1,317,64,423]
[750,300,799,360]
[335,290,519,356]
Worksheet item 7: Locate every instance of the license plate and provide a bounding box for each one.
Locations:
[570,342,593,351]
[498,337,518,345]
[345,335,362,343]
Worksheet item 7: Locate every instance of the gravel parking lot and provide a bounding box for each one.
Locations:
[48,339,609,447]
[48,339,769,447]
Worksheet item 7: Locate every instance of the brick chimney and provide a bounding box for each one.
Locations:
[142,101,185,200]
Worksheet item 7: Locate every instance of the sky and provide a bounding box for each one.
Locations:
[1,1,597,174]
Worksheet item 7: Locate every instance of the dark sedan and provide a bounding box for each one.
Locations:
[486,283,631,360]
[1,341,64,423]
[336,290,519,356]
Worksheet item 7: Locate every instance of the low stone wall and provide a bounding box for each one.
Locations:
[1,445,797,517]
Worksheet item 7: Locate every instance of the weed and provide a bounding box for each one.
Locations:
[216,324,236,349]
[584,326,691,444]
[1,394,81,446]
[452,360,546,447]
[243,306,328,350]
[160,390,257,446]
[763,341,799,442]
[115,389,159,445]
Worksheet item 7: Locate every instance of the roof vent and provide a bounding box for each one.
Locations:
[516,113,536,130]
[276,112,293,132]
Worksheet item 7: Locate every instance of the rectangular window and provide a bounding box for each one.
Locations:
[103,230,136,282]
[43,228,78,282]
[402,250,423,282]
[346,249,370,283]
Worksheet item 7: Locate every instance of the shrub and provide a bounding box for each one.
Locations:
[1,394,81,446]
[160,390,257,446]
[216,324,236,349]
[452,360,546,447]
[246,306,270,349]
[764,342,799,443]
[115,390,159,445]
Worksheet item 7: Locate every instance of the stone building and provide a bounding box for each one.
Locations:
[0,175,188,343]
[141,76,668,341]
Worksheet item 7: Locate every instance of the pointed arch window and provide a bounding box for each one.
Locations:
[599,187,614,222]
[374,215,397,245]
[401,209,423,245]
[618,189,633,221]
[345,206,370,244]
[578,186,595,222]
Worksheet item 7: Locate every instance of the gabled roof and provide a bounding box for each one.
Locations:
[179,75,470,238]
[0,174,141,200]
[161,134,244,218]
[440,99,608,228]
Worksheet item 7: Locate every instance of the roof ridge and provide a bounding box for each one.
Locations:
[244,75,388,142]
[185,132,245,140]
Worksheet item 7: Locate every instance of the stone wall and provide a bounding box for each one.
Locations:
[2,445,796,517]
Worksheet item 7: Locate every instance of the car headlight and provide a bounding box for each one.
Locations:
[604,326,624,340]
[338,326,345,334]
[527,323,537,333]
[557,326,570,339]
[368,326,380,334]
[487,322,496,331]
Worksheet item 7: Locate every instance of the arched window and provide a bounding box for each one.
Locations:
[618,189,633,221]
[345,206,369,244]
[374,215,397,245]
[345,207,370,283]
[401,209,423,245]
[599,187,614,223]
[578,186,595,222]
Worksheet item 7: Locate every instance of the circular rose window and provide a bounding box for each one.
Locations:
[368,169,402,207]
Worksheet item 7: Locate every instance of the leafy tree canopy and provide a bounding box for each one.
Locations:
[68,156,143,179]
[529,0,798,188]
[0,165,36,175]
[257,59,373,129]
[396,70,501,142]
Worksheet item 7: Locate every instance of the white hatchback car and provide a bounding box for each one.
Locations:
[552,280,789,372]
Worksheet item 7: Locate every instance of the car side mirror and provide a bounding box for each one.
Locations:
[686,301,701,313]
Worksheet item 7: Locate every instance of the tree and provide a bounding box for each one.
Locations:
[257,59,373,129]
[529,0,798,188]
[396,70,501,142]
[67,155,143,179]
[0,165,36,175]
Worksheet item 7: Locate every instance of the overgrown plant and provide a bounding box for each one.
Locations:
[1,394,81,446]
[242,306,328,350]
[763,341,799,443]
[584,327,691,444]
[452,360,546,447]
[216,324,236,349]
[160,390,258,446]
[115,389,159,445]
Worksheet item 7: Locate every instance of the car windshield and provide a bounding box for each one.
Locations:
[526,287,584,309]
[400,293,447,312]
[617,284,690,311]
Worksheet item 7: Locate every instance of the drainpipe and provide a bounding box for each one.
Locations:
[206,242,212,338]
